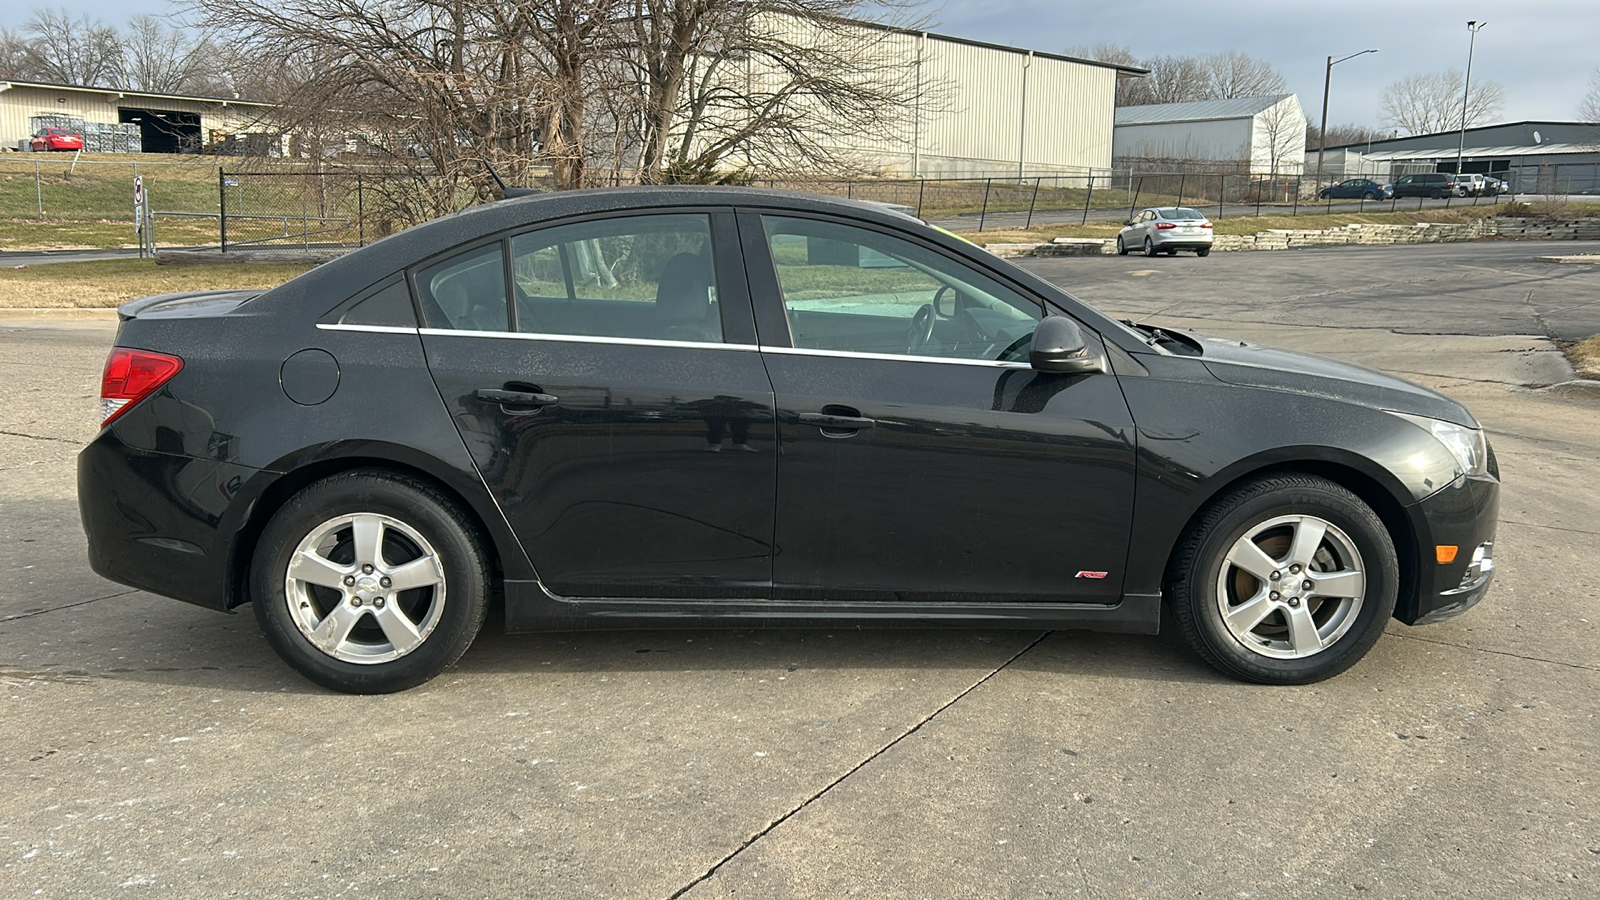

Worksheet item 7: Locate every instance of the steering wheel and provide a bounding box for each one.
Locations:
[907,304,936,353]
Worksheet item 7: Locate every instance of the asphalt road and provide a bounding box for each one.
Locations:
[2,241,1597,898]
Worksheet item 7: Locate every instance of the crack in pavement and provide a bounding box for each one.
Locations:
[0,429,83,445]
[1389,632,1599,673]
[665,631,1053,900]
[2,589,141,622]
[1500,518,1600,537]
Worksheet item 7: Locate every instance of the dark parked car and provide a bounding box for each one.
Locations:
[1393,173,1464,198]
[79,187,1499,693]
[1318,178,1393,201]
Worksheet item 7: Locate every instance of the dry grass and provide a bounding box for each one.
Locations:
[1567,334,1600,379]
[954,204,1600,245]
[0,217,222,250]
[0,258,317,308]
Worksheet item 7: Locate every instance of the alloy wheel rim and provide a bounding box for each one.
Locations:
[283,513,447,664]
[1214,514,1365,660]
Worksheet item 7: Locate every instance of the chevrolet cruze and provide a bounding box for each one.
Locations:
[79,187,1499,693]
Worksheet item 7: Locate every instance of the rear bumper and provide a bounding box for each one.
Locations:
[78,428,260,611]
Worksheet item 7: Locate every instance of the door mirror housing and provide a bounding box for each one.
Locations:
[1122,219,1135,227]
[1030,316,1105,374]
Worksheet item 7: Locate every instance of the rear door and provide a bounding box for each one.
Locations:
[416,209,777,599]
[740,210,1138,604]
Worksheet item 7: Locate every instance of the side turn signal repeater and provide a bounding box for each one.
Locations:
[1436,545,1459,564]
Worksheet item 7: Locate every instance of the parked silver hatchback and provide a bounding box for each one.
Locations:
[1117,207,1215,257]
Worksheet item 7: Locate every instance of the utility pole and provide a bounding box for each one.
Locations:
[1315,49,1379,192]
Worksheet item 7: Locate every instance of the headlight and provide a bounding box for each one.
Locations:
[1391,412,1489,477]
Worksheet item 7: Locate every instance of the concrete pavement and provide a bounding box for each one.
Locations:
[2,242,1597,898]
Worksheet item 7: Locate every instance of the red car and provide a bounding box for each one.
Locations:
[30,128,83,152]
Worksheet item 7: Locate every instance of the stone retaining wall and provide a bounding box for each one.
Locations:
[984,216,1600,258]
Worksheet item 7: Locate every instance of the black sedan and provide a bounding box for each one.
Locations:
[1318,178,1393,201]
[79,187,1499,693]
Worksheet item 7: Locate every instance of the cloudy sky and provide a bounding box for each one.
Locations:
[5,0,1596,127]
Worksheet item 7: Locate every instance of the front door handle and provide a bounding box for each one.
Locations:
[476,388,559,407]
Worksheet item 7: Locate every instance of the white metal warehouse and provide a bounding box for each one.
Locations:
[807,23,1144,178]
[1113,94,1307,175]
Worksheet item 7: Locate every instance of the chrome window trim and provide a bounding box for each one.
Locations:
[316,323,421,335]
[415,327,758,353]
[758,345,1033,369]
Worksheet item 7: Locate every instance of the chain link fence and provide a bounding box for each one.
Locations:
[5,155,1594,251]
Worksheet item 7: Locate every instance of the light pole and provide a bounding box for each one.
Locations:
[1315,49,1379,192]
[1454,20,1487,179]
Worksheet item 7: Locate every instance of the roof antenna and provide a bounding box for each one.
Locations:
[481,159,542,200]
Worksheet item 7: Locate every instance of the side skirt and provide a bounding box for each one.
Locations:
[503,580,1162,635]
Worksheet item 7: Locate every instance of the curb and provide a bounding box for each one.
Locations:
[0,307,120,320]
[1531,380,1600,400]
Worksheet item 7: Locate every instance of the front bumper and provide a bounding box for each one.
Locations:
[1401,470,1500,625]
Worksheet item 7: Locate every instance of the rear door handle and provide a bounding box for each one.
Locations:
[476,388,559,406]
[798,412,876,430]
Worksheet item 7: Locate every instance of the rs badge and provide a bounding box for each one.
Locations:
[1075,571,1108,579]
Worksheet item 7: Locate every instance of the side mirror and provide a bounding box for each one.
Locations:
[1122,219,1135,227]
[1030,316,1105,375]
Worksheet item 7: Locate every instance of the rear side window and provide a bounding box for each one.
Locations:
[415,244,508,332]
[510,214,722,343]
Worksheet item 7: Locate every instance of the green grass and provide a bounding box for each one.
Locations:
[0,258,317,308]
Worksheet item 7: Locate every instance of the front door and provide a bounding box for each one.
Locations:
[741,212,1139,604]
[417,210,777,599]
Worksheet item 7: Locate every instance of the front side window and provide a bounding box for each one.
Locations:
[761,215,1041,362]
[512,214,721,343]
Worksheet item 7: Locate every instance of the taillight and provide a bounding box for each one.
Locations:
[100,348,184,427]
[1155,222,1176,230]
[1201,223,1214,228]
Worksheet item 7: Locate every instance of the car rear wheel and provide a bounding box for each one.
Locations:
[251,470,490,694]
[1166,474,1398,684]
[1196,247,1211,257]
[1143,237,1157,258]
[1364,191,1379,201]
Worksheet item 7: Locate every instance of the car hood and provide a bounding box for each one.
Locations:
[1196,335,1478,428]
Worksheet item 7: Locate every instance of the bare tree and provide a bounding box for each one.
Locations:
[186,0,927,200]
[0,27,34,80]
[1064,42,1148,106]
[23,7,122,87]
[1581,66,1600,124]
[119,15,228,95]
[623,4,927,183]
[1068,46,1285,107]
[1306,122,1386,151]
[1199,50,1285,100]
[1140,54,1210,105]
[1380,69,1504,135]
[1256,99,1303,177]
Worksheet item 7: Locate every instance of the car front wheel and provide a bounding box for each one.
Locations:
[251,470,490,693]
[1116,236,1129,255]
[1166,475,1398,684]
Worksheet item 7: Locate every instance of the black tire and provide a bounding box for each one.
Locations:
[1143,237,1157,258]
[1166,474,1398,685]
[1116,236,1129,256]
[1196,247,1211,257]
[1363,191,1379,201]
[251,470,491,693]
[1431,189,1445,199]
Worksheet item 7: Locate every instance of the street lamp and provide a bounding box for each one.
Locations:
[1315,49,1379,192]
[1454,20,1487,179]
